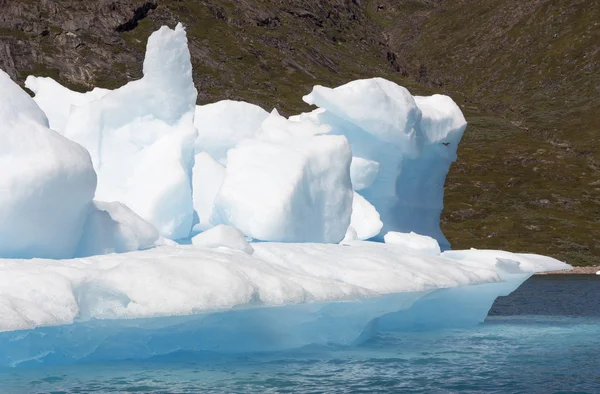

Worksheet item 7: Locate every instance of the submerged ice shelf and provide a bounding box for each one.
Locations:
[0,275,531,367]
[0,243,568,367]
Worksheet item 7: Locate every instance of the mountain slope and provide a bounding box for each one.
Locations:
[0,0,427,113]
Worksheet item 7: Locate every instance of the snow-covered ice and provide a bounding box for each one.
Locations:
[0,70,97,259]
[58,23,197,240]
[191,225,254,254]
[442,249,570,278]
[0,241,569,334]
[384,231,441,255]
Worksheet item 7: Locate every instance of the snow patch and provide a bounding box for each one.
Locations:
[384,231,441,255]
[192,225,254,255]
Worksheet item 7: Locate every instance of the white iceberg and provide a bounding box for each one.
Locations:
[0,70,97,259]
[0,242,540,332]
[0,242,569,365]
[0,22,575,368]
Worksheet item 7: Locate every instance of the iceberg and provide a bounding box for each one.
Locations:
[58,23,197,240]
[0,241,533,333]
[0,71,97,259]
[302,79,467,249]
[0,22,573,368]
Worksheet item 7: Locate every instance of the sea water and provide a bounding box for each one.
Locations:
[0,275,598,393]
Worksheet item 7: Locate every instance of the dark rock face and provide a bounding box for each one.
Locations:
[0,0,156,88]
[0,0,405,113]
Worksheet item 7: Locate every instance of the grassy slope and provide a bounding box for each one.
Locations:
[370,0,599,265]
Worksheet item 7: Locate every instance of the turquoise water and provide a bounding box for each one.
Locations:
[1,275,598,393]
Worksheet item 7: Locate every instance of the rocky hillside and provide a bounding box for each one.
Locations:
[0,0,598,265]
[0,0,422,112]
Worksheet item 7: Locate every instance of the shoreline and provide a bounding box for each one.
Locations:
[535,266,600,275]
